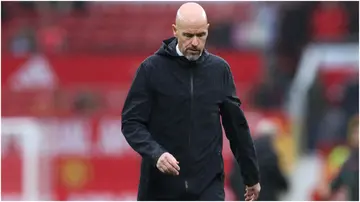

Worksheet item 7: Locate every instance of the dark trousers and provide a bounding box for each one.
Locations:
[146,174,225,201]
[198,177,225,201]
[189,174,225,201]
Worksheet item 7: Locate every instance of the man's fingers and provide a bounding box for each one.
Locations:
[156,153,181,175]
[159,165,174,175]
[169,160,180,171]
[157,159,169,174]
[163,160,179,175]
[165,155,180,171]
[244,193,252,201]
[245,183,260,201]
[158,166,165,173]
[245,190,257,201]
[245,194,254,201]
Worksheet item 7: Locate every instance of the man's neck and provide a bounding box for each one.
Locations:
[176,44,184,56]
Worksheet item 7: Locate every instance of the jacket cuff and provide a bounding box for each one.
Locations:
[151,147,167,166]
[244,175,260,187]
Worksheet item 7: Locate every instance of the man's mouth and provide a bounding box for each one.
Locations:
[188,49,199,53]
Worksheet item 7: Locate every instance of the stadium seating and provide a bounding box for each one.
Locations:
[2,2,250,53]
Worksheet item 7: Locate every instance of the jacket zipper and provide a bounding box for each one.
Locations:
[185,67,194,192]
[189,68,194,149]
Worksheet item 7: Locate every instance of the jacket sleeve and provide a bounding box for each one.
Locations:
[219,63,260,186]
[121,61,167,166]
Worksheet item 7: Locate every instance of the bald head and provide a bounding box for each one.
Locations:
[172,2,209,61]
[175,2,208,27]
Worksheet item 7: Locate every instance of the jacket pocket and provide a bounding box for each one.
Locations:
[218,151,225,182]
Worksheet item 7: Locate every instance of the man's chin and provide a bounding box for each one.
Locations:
[185,56,200,61]
[185,54,201,61]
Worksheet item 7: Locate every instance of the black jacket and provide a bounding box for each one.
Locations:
[121,37,260,200]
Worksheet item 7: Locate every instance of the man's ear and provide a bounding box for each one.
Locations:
[172,24,177,37]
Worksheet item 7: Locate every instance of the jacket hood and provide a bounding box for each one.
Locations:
[155,37,208,64]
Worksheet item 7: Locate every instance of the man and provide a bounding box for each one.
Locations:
[329,117,359,201]
[229,119,288,201]
[315,116,359,201]
[122,2,261,201]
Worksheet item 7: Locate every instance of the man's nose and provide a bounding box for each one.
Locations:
[191,37,199,46]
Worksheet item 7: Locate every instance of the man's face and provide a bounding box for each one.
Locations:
[173,24,209,61]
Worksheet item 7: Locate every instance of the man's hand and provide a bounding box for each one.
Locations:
[244,183,261,201]
[156,152,180,176]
